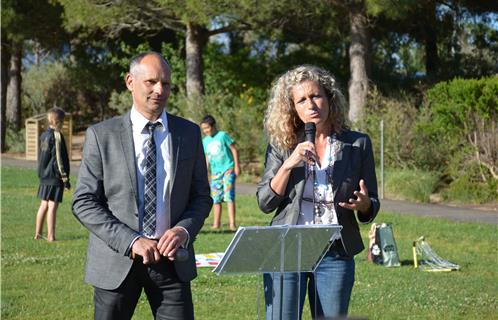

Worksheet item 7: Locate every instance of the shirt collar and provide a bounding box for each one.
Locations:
[130,106,168,133]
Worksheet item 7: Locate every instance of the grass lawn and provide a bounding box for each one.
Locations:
[1,166,496,319]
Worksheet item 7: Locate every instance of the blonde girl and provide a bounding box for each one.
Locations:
[34,107,70,241]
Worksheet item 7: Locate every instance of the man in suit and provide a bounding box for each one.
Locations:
[72,51,212,319]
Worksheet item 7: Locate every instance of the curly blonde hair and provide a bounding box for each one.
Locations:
[264,65,348,150]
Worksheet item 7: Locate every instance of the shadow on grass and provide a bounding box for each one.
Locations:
[356,257,414,267]
[400,259,414,266]
[199,229,237,235]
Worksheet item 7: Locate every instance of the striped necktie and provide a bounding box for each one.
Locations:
[143,122,161,237]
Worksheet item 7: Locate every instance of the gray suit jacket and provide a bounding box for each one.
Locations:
[257,129,380,257]
[73,111,212,290]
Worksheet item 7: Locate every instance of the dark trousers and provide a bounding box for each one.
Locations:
[93,259,194,320]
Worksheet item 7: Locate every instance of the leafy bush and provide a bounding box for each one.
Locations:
[441,163,498,204]
[364,78,497,204]
[364,88,419,169]
[108,90,132,115]
[22,61,75,116]
[417,76,497,202]
[5,126,25,153]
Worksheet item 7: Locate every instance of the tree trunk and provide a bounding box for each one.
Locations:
[423,0,438,79]
[1,40,11,152]
[185,23,208,98]
[348,2,370,127]
[6,40,23,131]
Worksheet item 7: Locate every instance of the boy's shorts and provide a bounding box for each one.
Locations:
[210,169,236,204]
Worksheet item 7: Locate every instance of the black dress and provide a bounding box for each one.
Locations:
[37,128,70,202]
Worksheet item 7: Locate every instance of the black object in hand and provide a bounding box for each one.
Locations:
[64,180,71,190]
[304,122,316,164]
[175,248,189,262]
[304,122,316,144]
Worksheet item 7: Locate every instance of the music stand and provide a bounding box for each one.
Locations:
[213,225,342,319]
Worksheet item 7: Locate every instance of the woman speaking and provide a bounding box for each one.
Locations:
[257,65,380,319]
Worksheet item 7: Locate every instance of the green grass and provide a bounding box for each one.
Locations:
[1,166,497,319]
[383,168,439,203]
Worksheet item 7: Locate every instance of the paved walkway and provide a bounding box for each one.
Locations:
[2,154,496,225]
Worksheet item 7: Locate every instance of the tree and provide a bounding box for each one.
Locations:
[1,0,67,149]
[369,0,498,83]
[185,23,208,97]
[0,41,10,152]
[6,40,22,130]
[231,0,371,125]
[58,0,250,99]
[347,1,371,126]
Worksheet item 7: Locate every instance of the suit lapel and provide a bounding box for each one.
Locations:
[332,131,349,199]
[167,115,181,199]
[119,112,139,205]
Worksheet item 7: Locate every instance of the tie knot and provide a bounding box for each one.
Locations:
[146,122,161,134]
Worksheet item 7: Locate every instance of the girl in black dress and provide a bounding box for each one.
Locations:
[34,107,70,241]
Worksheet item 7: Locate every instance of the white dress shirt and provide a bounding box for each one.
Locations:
[130,106,171,239]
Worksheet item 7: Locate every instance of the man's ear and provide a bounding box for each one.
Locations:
[125,73,134,92]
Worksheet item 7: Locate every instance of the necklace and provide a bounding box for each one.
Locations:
[303,133,339,224]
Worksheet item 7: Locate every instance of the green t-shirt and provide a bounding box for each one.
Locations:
[202,131,234,174]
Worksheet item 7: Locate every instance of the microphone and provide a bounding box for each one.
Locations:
[304,123,316,165]
[304,122,316,144]
[175,247,189,262]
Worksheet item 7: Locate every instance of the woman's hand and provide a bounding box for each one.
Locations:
[339,179,372,213]
[269,141,315,196]
[282,141,316,170]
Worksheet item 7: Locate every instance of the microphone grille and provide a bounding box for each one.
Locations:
[304,122,316,132]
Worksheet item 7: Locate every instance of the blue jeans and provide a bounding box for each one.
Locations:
[264,243,355,320]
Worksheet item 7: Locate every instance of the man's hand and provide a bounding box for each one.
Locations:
[131,237,161,265]
[157,227,189,261]
[338,179,372,214]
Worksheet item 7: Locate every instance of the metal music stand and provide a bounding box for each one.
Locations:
[213,225,342,319]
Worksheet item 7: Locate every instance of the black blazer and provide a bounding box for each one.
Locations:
[38,128,70,186]
[257,129,380,257]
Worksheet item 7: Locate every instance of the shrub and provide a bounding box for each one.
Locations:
[417,77,498,201]
[108,90,132,115]
[22,61,75,116]
[364,88,419,169]
[441,163,498,204]
[5,126,25,153]
[364,79,498,204]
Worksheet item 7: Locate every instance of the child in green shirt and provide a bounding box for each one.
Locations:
[201,115,240,231]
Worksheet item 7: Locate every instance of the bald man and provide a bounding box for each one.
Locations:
[73,52,212,320]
